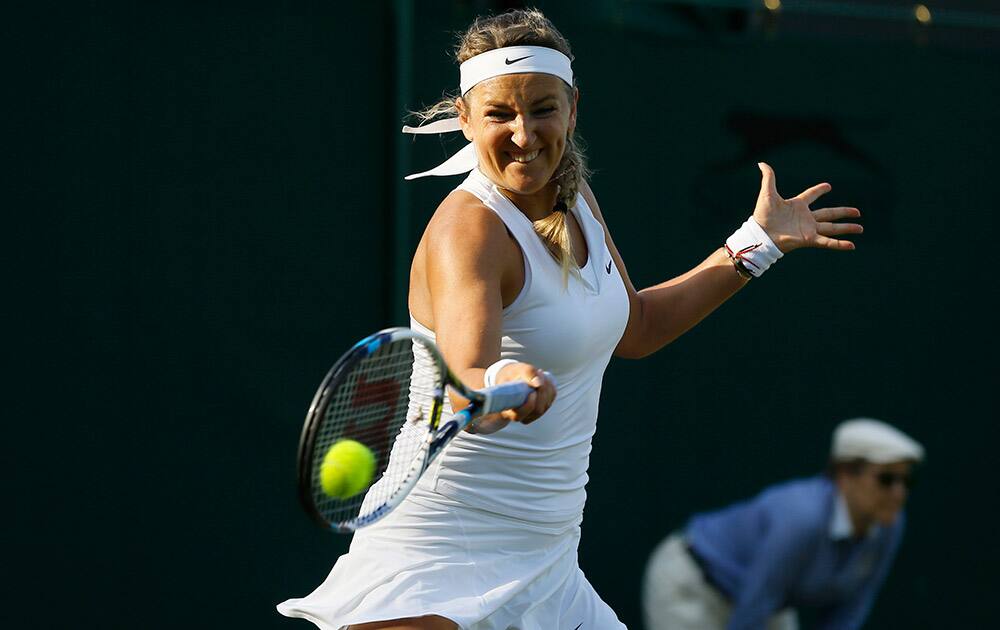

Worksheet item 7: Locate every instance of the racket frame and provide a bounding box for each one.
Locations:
[297,327,532,533]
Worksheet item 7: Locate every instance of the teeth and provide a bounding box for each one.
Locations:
[511,150,539,164]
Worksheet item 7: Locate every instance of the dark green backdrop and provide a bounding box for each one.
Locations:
[19,1,996,628]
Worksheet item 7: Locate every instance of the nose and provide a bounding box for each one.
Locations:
[510,114,536,148]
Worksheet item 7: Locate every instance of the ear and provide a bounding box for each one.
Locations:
[456,97,474,142]
[568,87,579,133]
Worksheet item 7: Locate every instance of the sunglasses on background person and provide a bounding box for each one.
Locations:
[874,471,914,490]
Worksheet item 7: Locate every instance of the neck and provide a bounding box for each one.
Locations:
[848,505,874,539]
[498,183,561,221]
[835,477,875,539]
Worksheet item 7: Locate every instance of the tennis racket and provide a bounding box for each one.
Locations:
[297,327,534,533]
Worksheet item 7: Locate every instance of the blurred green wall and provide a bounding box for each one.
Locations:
[21,1,996,628]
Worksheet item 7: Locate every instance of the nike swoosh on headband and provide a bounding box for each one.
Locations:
[505,55,532,65]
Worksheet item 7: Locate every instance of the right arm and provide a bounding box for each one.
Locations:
[417,194,556,430]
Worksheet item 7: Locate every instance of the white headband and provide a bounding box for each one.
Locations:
[402,46,574,180]
[460,46,573,95]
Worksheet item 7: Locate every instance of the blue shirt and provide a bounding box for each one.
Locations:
[687,476,904,630]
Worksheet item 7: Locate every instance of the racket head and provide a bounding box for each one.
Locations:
[297,327,448,532]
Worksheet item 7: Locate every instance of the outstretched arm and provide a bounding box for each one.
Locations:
[420,195,557,430]
[584,163,862,359]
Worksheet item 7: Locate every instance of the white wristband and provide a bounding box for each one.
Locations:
[483,359,518,388]
[725,217,783,278]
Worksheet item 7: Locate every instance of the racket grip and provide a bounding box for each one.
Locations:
[482,381,534,415]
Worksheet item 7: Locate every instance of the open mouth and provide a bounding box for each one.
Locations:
[508,149,540,164]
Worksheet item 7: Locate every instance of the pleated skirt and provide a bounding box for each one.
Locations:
[277,489,625,629]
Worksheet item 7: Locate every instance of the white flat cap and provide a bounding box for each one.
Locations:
[831,418,925,464]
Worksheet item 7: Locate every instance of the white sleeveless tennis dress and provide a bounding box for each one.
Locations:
[277,169,630,629]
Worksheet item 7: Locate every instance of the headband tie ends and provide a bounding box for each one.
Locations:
[403,142,478,180]
[401,118,462,135]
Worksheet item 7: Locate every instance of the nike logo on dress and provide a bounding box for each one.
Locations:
[505,55,532,65]
[573,624,583,630]
[605,260,613,274]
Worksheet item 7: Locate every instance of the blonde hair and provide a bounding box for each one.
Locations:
[414,8,591,283]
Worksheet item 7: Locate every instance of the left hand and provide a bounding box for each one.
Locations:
[752,162,863,253]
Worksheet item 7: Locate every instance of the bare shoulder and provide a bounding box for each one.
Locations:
[410,190,520,326]
[579,180,608,226]
[424,190,514,264]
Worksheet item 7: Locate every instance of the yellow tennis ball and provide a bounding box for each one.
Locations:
[320,439,376,499]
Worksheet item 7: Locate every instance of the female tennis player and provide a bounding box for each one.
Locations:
[278,8,862,629]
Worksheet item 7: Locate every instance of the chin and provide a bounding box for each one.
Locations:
[501,175,548,196]
[504,162,556,187]
[513,181,549,196]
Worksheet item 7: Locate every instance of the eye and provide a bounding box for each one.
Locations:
[485,110,513,121]
[534,106,557,116]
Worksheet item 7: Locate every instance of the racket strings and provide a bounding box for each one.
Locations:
[311,337,443,527]
[357,338,442,518]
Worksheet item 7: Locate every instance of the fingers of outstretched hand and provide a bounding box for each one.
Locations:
[813,207,862,247]
[812,206,861,222]
[758,162,779,198]
[816,221,863,237]
[813,234,856,250]
[794,182,832,205]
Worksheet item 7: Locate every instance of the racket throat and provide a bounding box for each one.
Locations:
[430,419,462,458]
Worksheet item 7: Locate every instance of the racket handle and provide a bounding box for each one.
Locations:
[481,381,534,415]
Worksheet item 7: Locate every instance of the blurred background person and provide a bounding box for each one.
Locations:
[642,418,924,630]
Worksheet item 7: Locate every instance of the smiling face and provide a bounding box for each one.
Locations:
[457,73,577,212]
[837,460,914,532]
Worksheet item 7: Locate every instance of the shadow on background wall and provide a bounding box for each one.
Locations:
[15,1,997,628]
